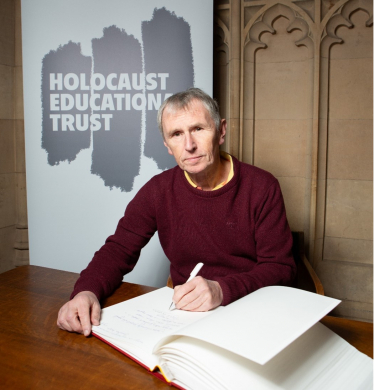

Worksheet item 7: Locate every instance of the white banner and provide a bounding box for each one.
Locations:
[22,0,213,287]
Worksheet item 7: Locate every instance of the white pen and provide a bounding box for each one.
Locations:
[169,262,204,311]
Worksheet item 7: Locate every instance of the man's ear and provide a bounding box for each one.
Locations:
[218,119,227,146]
[164,141,173,156]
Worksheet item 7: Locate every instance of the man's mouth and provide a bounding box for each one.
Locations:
[184,156,202,164]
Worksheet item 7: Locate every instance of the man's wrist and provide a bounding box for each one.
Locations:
[210,280,223,307]
[72,290,98,301]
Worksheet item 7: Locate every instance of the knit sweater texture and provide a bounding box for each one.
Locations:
[72,156,296,305]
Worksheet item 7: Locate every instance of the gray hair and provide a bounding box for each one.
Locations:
[157,88,221,137]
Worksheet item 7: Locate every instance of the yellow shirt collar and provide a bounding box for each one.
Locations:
[184,151,234,190]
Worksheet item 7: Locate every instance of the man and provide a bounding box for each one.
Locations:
[57,88,296,336]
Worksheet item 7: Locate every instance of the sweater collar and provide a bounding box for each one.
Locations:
[183,151,234,191]
[180,154,240,198]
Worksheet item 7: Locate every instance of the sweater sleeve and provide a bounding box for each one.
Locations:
[70,181,158,301]
[215,180,296,306]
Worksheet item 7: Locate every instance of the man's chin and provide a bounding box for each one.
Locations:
[184,167,203,176]
[182,161,203,173]
[184,168,200,175]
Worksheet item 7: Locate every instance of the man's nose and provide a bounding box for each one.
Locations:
[184,133,197,151]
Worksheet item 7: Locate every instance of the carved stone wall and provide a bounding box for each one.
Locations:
[214,0,372,321]
[0,0,28,274]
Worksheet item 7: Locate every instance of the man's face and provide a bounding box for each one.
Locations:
[162,100,226,176]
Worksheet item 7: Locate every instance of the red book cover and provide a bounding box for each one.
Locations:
[93,332,186,390]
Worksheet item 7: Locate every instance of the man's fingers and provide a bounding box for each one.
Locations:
[78,308,92,337]
[91,301,101,326]
[57,291,101,336]
[173,277,206,310]
[174,288,201,310]
[76,293,100,336]
[57,304,82,333]
[179,295,205,311]
[173,277,223,312]
[172,278,199,307]
[177,287,211,312]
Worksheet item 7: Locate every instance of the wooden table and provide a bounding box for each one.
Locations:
[0,266,372,389]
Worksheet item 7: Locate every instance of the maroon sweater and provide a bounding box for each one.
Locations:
[72,156,296,305]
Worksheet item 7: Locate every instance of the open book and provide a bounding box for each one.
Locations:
[92,286,373,390]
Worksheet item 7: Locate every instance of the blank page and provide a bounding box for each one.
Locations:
[155,286,340,365]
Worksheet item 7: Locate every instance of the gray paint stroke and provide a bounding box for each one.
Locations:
[142,8,194,170]
[41,42,91,165]
[91,26,142,191]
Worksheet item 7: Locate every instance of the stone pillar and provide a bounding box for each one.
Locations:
[14,0,28,267]
[0,0,28,273]
[0,0,16,273]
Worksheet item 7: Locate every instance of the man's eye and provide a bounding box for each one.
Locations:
[195,127,202,132]
[173,132,181,137]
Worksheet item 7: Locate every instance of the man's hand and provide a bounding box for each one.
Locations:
[172,276,223,312]
[57,291,101,336]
